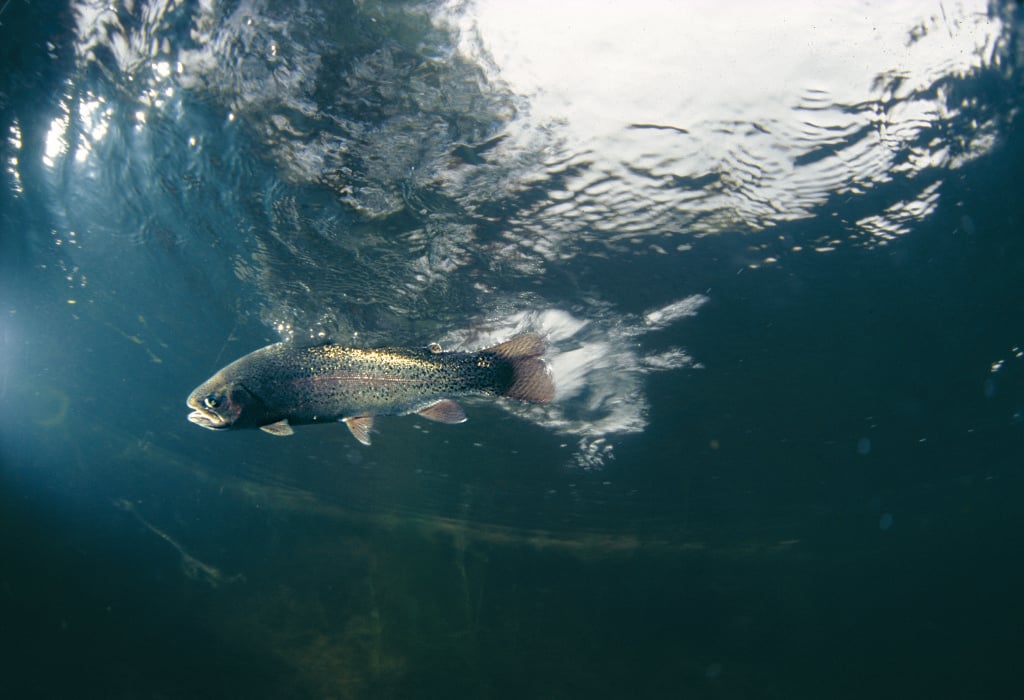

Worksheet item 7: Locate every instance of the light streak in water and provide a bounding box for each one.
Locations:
[113,498,245,588]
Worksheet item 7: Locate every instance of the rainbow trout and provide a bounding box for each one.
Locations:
[186,333,554,445]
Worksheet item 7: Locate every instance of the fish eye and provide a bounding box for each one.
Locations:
[203,394,222,409]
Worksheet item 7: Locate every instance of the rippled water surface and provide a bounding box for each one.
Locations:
[3,1,1024,697]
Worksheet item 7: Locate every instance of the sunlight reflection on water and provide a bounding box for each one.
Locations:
[456,0,1011,245]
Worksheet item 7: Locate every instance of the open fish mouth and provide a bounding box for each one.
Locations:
[187,407,228,430]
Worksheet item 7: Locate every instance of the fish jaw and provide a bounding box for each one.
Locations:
[186,396,230,430]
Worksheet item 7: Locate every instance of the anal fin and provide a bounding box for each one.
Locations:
[260,419,294,436]
[343,415,374,445]
[417,399,467,424]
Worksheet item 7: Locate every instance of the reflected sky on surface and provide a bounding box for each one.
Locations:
[30,1,1014,246]
[457,0,1010,248]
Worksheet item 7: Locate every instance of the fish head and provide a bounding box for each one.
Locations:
[186,377,263,431]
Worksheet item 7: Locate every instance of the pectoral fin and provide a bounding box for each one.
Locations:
[343,415,374,446]
[417,399,467,424]
[260,419,294,436]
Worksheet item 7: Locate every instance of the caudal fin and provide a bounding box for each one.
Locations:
[486,333,556,404]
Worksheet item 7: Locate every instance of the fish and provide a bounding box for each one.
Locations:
[186,333,554,445]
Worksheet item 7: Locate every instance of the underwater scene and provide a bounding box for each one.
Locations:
[2,0,1023,697]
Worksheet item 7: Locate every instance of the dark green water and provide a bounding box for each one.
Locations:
[2,1,1023,697]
